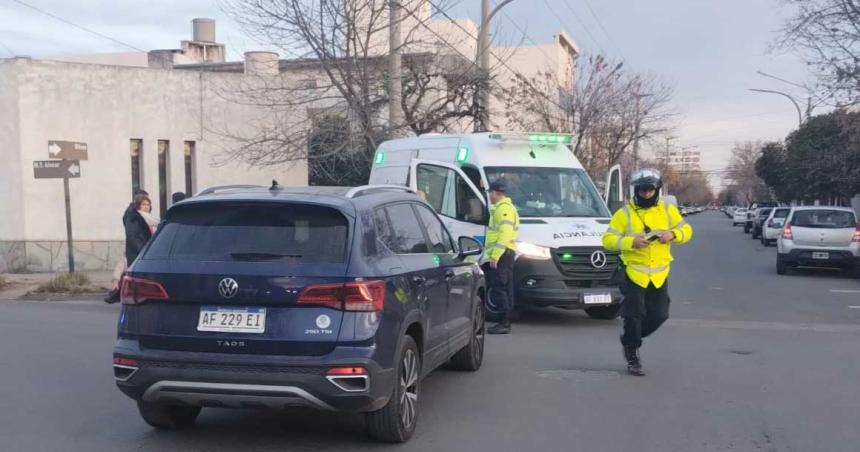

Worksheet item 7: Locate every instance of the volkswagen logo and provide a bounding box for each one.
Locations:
[590,250,607,269]
[218,278,239,299]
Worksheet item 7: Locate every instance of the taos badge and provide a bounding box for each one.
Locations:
[316,314,332,329]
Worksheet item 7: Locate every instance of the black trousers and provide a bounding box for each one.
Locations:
[483,249,516,319]
[620,275,670,348]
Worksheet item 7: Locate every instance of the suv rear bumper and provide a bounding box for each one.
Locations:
[778,249,860,269]
[513,256,623,308]
[113,341,395,413]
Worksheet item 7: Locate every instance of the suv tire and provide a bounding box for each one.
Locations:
[137,401,201,429]
[450,300,485,371]
[776,258,788,275]
[585,304,622,319]
[366,336,421,443]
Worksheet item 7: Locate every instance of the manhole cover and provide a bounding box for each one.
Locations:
[536,369,621,381]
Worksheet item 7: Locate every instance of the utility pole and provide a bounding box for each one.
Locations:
[475,0,515,132]
[389,0,404,135]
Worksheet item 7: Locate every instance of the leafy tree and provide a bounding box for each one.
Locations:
[754,141,789,200]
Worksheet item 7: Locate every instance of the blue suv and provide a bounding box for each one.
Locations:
[113,184,486,442]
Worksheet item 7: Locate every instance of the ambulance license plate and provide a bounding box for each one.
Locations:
[583,293,612,305]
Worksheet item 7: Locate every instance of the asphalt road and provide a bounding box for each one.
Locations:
[1,212,859,452]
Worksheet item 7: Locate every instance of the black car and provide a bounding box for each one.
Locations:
[113,184,486,442]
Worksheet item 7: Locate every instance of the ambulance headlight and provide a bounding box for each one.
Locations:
[515,242,552,260]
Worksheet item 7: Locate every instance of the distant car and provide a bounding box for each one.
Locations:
[776,206,860,277]
[113,185,487,442]
[733,208,748,226]
[750,207,774,240]
[761,207,791,246]
[745,202,779,233]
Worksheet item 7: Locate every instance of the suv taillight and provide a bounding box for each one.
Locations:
[120,276,169,305]
[782,222,793,240]
[298,281,385,312]
[853,224,860,243]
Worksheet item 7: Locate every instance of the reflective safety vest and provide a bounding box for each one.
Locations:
[484,196,520,262]
[602,200,693,288]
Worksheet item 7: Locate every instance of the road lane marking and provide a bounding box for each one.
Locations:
[848,306,860,309]
[830,289,860,294]
[669,318,860,333]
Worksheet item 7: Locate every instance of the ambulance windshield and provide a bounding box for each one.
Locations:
[485,167,610,218]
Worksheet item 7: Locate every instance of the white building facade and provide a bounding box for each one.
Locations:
[0,27,308,272]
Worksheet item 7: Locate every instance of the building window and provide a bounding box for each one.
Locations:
[130,139,143,194]
[158,140,170,218]
[184,141,196,196]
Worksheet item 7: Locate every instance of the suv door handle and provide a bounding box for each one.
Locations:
[411,275,427,285]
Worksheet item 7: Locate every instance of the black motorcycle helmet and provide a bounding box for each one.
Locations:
[631,168,663,208]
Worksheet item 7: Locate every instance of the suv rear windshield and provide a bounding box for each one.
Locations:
[792,210,857,229]
[142,203,349,263]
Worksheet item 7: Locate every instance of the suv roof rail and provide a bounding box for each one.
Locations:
[345,185,416,199]
[196,185,264,196]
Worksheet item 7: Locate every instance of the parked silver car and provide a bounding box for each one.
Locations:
[761,207,791,246]
[732,208,748,226]
[776,207,860,277]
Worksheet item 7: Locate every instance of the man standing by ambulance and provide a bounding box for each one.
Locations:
[602,169,692,375]
[484,179,520,335]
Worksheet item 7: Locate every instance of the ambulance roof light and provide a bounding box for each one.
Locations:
[487,133,573,144]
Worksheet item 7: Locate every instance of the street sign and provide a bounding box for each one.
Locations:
[48,140,88,160]
[34,160,81,179]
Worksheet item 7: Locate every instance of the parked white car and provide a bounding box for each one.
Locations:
[732,208,748,226]
[776,206,860,276]
[761,207,791,246]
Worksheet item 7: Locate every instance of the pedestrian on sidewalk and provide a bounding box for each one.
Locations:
[105,189,150,304]
[126,195,158,268]
[602,169,693,376]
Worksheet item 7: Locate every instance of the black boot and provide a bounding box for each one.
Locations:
[487,318,511,335]
[103,289,120,304]
[623,345,645,376]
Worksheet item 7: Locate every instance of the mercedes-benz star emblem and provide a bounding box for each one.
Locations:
[590,250,607,269]
[218,278,239,299]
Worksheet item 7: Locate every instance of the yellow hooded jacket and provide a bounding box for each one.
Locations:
[483,196,520,262]
[602,200,693,288]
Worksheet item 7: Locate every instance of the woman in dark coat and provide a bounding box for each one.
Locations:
[124,194,157,266]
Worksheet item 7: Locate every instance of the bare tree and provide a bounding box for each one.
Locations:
[215,0,478,184]
[727,141,771,205]
[777,0,860,105]
[501,55,674,177]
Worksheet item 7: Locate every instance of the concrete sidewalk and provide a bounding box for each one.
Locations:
[0,272,113,300]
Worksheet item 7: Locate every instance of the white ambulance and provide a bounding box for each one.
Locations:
[369,132,625,319]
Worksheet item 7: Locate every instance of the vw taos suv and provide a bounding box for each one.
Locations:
[113,184,486,442]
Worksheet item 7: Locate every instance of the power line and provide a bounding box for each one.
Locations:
[10,0,147,53]
[551,0,606,55]
[0,40,15,57]
[424,2,570,112]
[579,0,625,58]
[496,9,562,65]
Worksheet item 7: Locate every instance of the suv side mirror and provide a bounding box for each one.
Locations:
[458,236,483,258]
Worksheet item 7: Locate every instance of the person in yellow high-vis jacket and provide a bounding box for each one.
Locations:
[602,169,693,376]
[483,179,520,335]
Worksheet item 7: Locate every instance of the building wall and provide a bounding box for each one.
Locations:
[0,60,25,272]
[1,58,307,272]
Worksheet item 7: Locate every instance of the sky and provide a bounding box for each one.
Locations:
[0,0,814,190]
